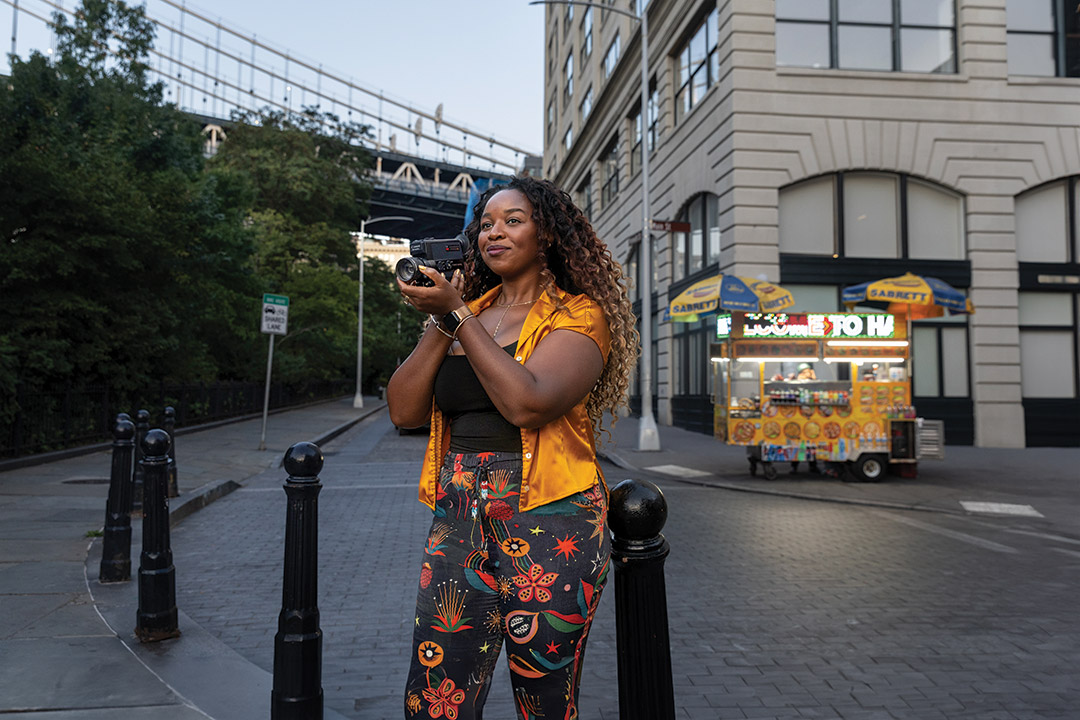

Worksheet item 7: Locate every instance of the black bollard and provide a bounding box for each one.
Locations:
[609,478,676,720]
[163,406,178,498]
[132,409,150,512]
[271,442,324,720]
[99,416,136,583]
[135,428,180,643]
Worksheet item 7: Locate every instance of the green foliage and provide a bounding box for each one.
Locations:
[0,0,258,423]
[210,106,421,390]
[1,0,424,447]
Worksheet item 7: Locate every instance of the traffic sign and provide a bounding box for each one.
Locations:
[650,219,691,233]
[261,294,289,335]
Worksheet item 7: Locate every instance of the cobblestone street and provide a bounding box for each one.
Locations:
[169,410,1080,719]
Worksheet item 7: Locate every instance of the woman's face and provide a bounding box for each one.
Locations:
[477,189,542,281]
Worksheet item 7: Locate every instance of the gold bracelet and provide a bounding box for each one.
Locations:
[451,312,477,340]
[429,314,454,339]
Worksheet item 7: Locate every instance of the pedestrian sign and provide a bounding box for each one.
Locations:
[261,294,289,335]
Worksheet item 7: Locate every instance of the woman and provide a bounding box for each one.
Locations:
[389,176,637,720]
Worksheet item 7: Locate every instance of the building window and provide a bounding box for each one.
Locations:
[1019,293,1077,398]
[604,33,622,78]
[600,138,620,208]
[582,8,593,59]
[580,86,593,123]
[547,97,556,141]
[1016,179,1078,263]
[912,322,970,398]
[775,0,957,73]
[1007,0,1080,77]
[548,32,556,76]
[564,53,574,103]
[564,126,573,152]
[630,83,659,176]
[564,1,574,33]
[778,173,965,260]
[577,175,593,219]
[637,0,648,17]
[675,8,719,122]
[671,193,720,281]
[672,317,713,397]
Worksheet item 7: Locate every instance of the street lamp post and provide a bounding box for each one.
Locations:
[529,0,660,451]
[354,215,413,408]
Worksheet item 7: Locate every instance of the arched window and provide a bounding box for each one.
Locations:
[779,172,964,260]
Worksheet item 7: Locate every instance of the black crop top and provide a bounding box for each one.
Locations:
[433,342,521,453]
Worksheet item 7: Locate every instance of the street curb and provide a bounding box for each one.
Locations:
[87,534,351,720]
[82,404,388,719]
[597,448,965,517]
[0,394,355,473]
[169,402,388,527]
[276,402,386,468]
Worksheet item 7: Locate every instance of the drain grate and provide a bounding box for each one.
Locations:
[62,477,111,485]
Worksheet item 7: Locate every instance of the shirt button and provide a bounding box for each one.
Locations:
[515,356,523,362]
[525,453,532,459]
[522,484,529,491]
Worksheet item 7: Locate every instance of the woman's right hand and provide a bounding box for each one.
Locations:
[398,267,466,318]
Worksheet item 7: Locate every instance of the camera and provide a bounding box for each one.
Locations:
[395,234,467,286]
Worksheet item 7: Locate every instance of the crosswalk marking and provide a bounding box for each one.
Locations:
[959,501,1043,517]
[644,464,712,478]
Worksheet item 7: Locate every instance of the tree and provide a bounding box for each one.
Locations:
[210,107,421,389]
[0,0,257,433]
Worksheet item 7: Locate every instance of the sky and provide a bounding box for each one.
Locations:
[3,0,546,159]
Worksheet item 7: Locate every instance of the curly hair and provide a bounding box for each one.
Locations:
[462,176,639,435]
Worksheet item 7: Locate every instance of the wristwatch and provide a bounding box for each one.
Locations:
[441,305,473,334]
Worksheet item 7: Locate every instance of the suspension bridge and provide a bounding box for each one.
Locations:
[3,0,539,238]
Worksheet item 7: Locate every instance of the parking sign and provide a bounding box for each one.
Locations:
[261,294,289,335]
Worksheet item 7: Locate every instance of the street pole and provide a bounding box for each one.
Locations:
[260,333,274,451]
[354,215,412,409]
[529,0,660,450]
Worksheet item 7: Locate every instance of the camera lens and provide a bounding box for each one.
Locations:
[396,257,421,284]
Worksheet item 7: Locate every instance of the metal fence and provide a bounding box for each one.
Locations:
[1,379,353,459]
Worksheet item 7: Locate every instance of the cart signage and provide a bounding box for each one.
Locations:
[732,339,820,359]
[716,314,732,339]
[740,312,894,340]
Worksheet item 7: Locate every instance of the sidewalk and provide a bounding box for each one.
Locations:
[598,416,1080,538]
[0,396,382,718]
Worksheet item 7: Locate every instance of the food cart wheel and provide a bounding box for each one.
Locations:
[761,462,778,481]
[852,454,888,483]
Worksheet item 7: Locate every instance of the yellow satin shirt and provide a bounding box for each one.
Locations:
[418,284,612,512]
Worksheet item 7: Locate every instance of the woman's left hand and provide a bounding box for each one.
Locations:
[398,266,466,316]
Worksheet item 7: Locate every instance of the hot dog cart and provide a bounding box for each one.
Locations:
[712,311,925,482]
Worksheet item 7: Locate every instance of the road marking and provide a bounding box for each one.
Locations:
[870,510,1019,554]
[959,501,1043,517]
[1003,528,1080,545]
[644,464,712,478]
[1051,547,1080,560]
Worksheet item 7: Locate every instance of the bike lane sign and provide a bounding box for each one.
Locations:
[261,294,289,335]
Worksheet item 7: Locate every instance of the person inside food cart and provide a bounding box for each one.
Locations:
[786,362,818,381]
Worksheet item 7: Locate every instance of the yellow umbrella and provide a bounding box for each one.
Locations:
[668,274,794,321]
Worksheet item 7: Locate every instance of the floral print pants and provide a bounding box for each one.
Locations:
[404,451,610,720]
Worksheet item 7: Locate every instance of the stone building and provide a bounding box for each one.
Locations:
[542,0,1079,447]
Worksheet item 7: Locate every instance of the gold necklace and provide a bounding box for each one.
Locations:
[491,297,538,341]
